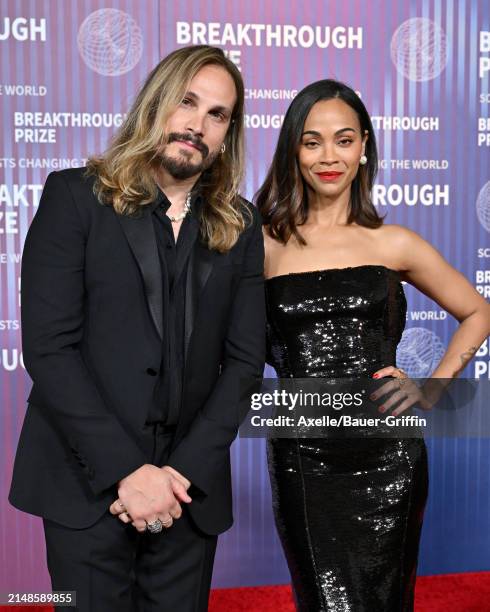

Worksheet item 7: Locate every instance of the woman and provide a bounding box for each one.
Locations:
[255,79,490,611]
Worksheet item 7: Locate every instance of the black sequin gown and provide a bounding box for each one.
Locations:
[265,265,428,612]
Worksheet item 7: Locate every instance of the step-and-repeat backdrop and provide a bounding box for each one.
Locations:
[1,0,489,593]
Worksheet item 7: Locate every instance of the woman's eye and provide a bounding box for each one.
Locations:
[304,141,319,148]
[181,98,192,106]
[338,139,353,146]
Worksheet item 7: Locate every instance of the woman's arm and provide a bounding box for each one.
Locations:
[392,226,490,378]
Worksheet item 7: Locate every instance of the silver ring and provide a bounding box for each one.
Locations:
[146,518,163,534]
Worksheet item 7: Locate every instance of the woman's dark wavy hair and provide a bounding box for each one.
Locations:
[255,79,383,244]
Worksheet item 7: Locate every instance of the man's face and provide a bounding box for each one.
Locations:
[158,64,237,181]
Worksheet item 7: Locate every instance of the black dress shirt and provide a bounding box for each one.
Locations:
[146,188,201,425]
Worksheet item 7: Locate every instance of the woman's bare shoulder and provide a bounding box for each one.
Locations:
[375,223,423,247]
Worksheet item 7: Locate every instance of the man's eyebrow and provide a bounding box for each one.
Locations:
[183,90,198,101]
[184,91,232,115]
[210,104,232,116]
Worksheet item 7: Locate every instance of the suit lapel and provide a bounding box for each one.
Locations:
[116,209,164,341]
[116,198,217,356]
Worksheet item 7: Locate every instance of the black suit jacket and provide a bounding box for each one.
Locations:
[8,168,265,535]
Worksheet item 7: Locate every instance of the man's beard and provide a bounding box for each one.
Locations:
[157,132,219,180]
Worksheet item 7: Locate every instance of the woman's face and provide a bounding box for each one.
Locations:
[297,98,368,201]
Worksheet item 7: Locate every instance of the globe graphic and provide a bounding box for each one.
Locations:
[396,327,446,378]
[77,9,143,77]
[476,181,490,233]
[390,18,448,82]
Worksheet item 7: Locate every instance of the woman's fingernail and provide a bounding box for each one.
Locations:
[372,373,379,378]
[370,394,377,400]
[378,406,385,413]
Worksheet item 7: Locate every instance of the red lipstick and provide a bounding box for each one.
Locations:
[315,171,344,182]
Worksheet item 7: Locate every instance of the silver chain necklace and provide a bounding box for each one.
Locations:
[167,192,192,223]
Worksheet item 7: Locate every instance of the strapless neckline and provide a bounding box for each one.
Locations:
[265,264,401,283]
[265,263,406,378]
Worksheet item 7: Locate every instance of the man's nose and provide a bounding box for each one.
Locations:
[185,111,205,137]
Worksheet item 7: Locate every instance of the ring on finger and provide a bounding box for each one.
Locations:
[146,518,164,534]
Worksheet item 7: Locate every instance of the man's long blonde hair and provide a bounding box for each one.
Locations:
[86,45,249,252]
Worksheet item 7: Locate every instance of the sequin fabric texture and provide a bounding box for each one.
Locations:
[265,266,428,612]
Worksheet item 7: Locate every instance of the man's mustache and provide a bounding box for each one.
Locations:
[167,133,209,158]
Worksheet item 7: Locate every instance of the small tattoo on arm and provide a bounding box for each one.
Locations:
[452,346,478,377]
[460,346,478,366]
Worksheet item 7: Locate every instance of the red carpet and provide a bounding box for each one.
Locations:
[2,572,490,611]
[209,573,490,611]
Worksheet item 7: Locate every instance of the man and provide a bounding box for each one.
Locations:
[9,45,265,611]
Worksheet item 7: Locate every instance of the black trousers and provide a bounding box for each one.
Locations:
[43,424,218,612]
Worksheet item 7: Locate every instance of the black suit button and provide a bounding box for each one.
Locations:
[146,368,158,376]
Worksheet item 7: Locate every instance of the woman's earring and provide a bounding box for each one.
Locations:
[221,143,226,154]
[359,154,367,165]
